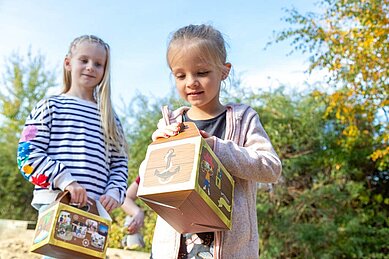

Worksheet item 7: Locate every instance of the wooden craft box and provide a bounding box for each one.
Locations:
[30,192,111,259]
[137,122,234,233]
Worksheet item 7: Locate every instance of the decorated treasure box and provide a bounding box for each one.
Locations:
[137,122,235,233]
[30,191,111,259]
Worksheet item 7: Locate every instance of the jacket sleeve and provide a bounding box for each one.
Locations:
[213,112,282,183]
[104,118,128,204]
[17,99,76,190]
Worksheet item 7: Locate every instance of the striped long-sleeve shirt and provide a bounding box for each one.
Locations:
[17,95,128,208]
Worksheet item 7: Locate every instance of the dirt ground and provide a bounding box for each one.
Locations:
[0,228,149,259]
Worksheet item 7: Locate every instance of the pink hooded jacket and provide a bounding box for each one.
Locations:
[149,103,282,259]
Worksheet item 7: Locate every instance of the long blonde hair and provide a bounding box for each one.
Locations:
[62,35,128,156]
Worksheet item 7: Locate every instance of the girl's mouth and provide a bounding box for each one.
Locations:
[82,74,95,78]
[187,91,204,96]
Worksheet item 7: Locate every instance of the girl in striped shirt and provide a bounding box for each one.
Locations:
[17,35,128,214]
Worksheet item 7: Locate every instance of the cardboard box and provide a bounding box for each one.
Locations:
[138,122,234,233]
[30,192,111,259]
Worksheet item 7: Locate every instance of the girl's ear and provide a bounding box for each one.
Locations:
[222,63,232,80]
[64,57,72,71]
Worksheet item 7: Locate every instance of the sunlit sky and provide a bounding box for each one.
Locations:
[0,0,323,107]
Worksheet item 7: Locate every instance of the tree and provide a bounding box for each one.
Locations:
[257,0,389,257]
[272,0,388,171]
[253,88,388,258]
[0,50,57,220]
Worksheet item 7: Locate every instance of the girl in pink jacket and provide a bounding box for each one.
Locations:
[150,24,282,259]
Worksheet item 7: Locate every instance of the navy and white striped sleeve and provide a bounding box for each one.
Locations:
[16,99,75,190]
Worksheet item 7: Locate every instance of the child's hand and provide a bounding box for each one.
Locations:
[200,130,214,149]
[152,122,182,141]
[65,182,88,208]
[100,194,119,213]
[127,210,145,234]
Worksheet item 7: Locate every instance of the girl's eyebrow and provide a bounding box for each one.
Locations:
[78,55,105,62]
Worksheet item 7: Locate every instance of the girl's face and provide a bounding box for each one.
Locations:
[170,49,230,118]
[64,41,107,99]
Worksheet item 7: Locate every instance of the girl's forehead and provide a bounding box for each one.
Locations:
[169,47,210,67]
[170,54,210,70]
[72,41,106,55]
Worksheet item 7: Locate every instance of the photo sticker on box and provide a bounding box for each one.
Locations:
[56,211,73,241]
[88,223,108,250]
[91,232,106,249]
[98,224,109,236]
[72,220,87,239]
[86,219,98,234]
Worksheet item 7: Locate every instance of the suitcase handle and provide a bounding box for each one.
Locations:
[55,191,99,215]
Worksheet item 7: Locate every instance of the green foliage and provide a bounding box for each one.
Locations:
[0,50,57,220]
[255,88,388,258]
[271,0,388,170]
[258,1,389,256]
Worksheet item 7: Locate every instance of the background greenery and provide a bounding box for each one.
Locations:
[0,0,387,258]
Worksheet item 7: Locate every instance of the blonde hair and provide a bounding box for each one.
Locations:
[62,35,128,156]
[167,24,229,75]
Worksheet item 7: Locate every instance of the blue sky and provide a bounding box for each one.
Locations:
[0,0,323,106]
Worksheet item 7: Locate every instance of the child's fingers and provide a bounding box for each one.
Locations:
[127,224,137,234]
[199,130,211,138]
[65,182,87,207]
[100,195,119,213]
[152,123,182,141]
[128,221,141,234]
[99,195,109,208]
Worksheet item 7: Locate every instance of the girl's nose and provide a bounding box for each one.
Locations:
[186,75,198,88]
[86,62,94,71]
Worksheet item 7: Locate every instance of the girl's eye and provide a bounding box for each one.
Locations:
[95,63,102,68]
[80,59,88,63]
[198,71,210,76]
[175,74,185,80]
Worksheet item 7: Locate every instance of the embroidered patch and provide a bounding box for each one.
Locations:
[21,125,38,142]
[18,142,31,160]
[22,164,34,175]
[31,174,50,188]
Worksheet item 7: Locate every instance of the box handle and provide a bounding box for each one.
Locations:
[55,191,99,215]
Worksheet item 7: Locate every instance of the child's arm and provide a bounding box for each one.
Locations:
[121,179,144,234]
[213,112,282,183]
[17,99,78,192]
